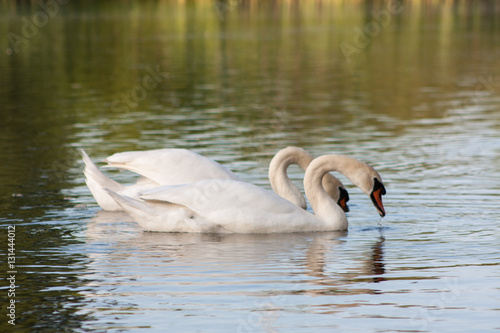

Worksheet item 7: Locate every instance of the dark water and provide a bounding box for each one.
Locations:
[1,1,499,332]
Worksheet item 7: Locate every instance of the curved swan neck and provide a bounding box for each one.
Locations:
[268,147,313,209]
[269,147,313,172]
[305,154,384,230]
[303,155,349,230]
[307,155,378,195]
[304,156,341,207]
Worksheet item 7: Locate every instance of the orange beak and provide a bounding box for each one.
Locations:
[338,196,349,212]
[370,187,386,217]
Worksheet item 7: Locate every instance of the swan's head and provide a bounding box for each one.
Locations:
[331,156,386,217]
[344,159,386,217]
[334,156,387,217]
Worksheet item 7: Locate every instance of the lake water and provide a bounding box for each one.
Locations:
[1,1,499,332]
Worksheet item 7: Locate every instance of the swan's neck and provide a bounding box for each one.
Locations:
[268,147,313,209]
[304,155,369,230]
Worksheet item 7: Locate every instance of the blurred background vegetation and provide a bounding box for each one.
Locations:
[1,0,499,214]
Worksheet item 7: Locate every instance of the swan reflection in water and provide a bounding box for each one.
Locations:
[369,234,386,281]
[80,211,387,333]
[302,230,386,297]
[83,211,386,294]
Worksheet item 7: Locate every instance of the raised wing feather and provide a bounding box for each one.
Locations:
[104,149,241,185]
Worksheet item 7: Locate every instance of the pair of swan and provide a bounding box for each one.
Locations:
[82,147,386,233]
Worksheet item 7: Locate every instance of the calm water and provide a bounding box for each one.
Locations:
[1,1,500,332]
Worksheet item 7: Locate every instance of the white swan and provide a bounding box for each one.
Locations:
[105,154,386,233]
[81,147,349,211]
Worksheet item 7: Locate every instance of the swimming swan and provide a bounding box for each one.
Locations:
[81,147,349,211]
[105,154,386,233]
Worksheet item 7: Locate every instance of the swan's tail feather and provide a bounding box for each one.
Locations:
[81,149,124,211]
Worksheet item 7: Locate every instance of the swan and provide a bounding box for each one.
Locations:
[105,154,386,233]
[81,147,349,211]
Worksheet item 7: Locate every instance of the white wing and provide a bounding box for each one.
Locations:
[104,149,241,184]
